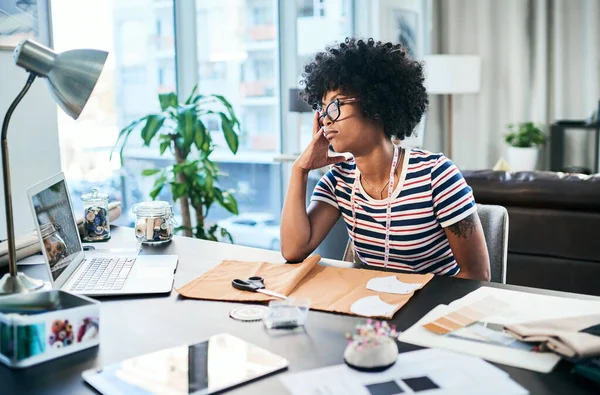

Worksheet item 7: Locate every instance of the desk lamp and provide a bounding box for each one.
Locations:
[1,40,107,294]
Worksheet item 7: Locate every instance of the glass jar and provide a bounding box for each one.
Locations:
[81,189,110,242]
[132,201,175,244]
[40,222,67,265]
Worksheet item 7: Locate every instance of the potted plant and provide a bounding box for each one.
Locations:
[112,85,240,241]
[504,122,547,171]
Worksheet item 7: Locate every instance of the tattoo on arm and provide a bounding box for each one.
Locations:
[447,213,478,239]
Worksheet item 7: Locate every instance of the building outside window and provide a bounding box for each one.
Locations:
[51,0,353,251]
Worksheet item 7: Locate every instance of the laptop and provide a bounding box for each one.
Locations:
[27,172,178,296]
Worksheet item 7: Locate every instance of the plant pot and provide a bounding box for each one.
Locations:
[506,146,539,172]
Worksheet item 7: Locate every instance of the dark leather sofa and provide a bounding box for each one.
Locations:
[462,170,600,296]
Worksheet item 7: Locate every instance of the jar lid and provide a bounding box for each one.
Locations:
[81,188,109,203]
[132,201,173,217]
[40,222,58,238]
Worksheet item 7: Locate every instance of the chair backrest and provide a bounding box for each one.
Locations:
[342,203,509,283]
[476,203,508,283]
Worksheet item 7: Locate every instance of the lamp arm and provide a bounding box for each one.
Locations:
[1,73,37,275]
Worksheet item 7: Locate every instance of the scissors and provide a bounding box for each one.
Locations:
[231,276,287,299]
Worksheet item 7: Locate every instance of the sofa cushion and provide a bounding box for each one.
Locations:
[506,207,600,262]
[463,170,600,211]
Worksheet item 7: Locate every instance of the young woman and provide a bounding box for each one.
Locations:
[280,38,490,281]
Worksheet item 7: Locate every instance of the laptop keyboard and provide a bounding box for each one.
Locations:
[71,257,136,292]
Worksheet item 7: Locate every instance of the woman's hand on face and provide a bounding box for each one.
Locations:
[293,111,348,173]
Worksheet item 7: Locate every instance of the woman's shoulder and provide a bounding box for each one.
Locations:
[329,157,357,174]
[405,147,448,168]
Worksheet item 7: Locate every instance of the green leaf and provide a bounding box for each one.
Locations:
[205,224,219,242]
[111,117,145,160]
[141,114,167,146]
[159,92,178,111]
[159,140,170,155]
[184,161,198,179]
[148,172,168,200]
[149,184,164,200]
[173,163,186,174]
[212,94,240,126]
[220,227,234,243]
[219,112,239,154]
[177,105,197,150]
[174,137,189,159]
[171,182,188,201]
[205,171,214,191]
[196,173,206,188]
[141,169,161,176]
[220,190,238,215]
[184,85,199,105]
[505,122,546,148]
[202,158,219,177]
[194,120,207,151]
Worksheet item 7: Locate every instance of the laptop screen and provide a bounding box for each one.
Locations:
[30,178,82,281]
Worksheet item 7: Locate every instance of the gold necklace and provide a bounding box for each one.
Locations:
[361,176,390,199]
[360,149,403,199]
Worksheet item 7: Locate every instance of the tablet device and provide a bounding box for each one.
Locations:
[82,333,289,394]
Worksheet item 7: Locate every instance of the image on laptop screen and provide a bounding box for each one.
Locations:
[31,179,82,280]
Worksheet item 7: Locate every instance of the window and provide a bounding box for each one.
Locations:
[157,67,164,85]
[52,0,352,252]
[250,6,273,25]
[318,0,326,16]
[195,0,281,249]
[297,0,326,17]
[199,61,227,80]
[51,0,176,227]
[156,19,162,36]
[121,66,146,85]
[298,0,314,17]
[293,0,353,151]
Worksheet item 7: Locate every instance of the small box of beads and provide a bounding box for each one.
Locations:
[132,201,175,244]
[344,319,399,372]
[0,290,100,369]
[81,189,111,242]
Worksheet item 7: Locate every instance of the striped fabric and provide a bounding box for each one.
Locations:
[311,148,477,276]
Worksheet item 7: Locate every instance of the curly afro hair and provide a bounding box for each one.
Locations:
[300,37,428,140]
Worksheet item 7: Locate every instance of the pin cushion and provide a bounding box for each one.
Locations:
[81,189,110,242]
[132,201,175,244]
[344,319,399,371]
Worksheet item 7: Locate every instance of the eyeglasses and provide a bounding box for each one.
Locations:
[318,98,359,126]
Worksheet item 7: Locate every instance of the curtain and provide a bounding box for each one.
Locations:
[424,0,600,170]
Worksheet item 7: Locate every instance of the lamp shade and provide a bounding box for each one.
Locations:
[423,55,481,95]
[13,40,108,120]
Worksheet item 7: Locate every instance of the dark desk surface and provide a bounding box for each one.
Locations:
[1,226,599,394]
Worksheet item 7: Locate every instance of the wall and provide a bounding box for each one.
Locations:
[0,51,61,240]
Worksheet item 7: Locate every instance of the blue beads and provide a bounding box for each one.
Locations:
[83,206,110,241]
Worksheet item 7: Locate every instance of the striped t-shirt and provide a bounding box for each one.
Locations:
[311,147,477,276]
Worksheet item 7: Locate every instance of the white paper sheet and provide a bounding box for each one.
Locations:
[350,295,399,318]
[366,276,423,294]
[448,286,600,325]
[280,348,528,395]
[398,304,561,373]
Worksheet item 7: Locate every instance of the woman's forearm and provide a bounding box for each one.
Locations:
[280,165,313,261]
